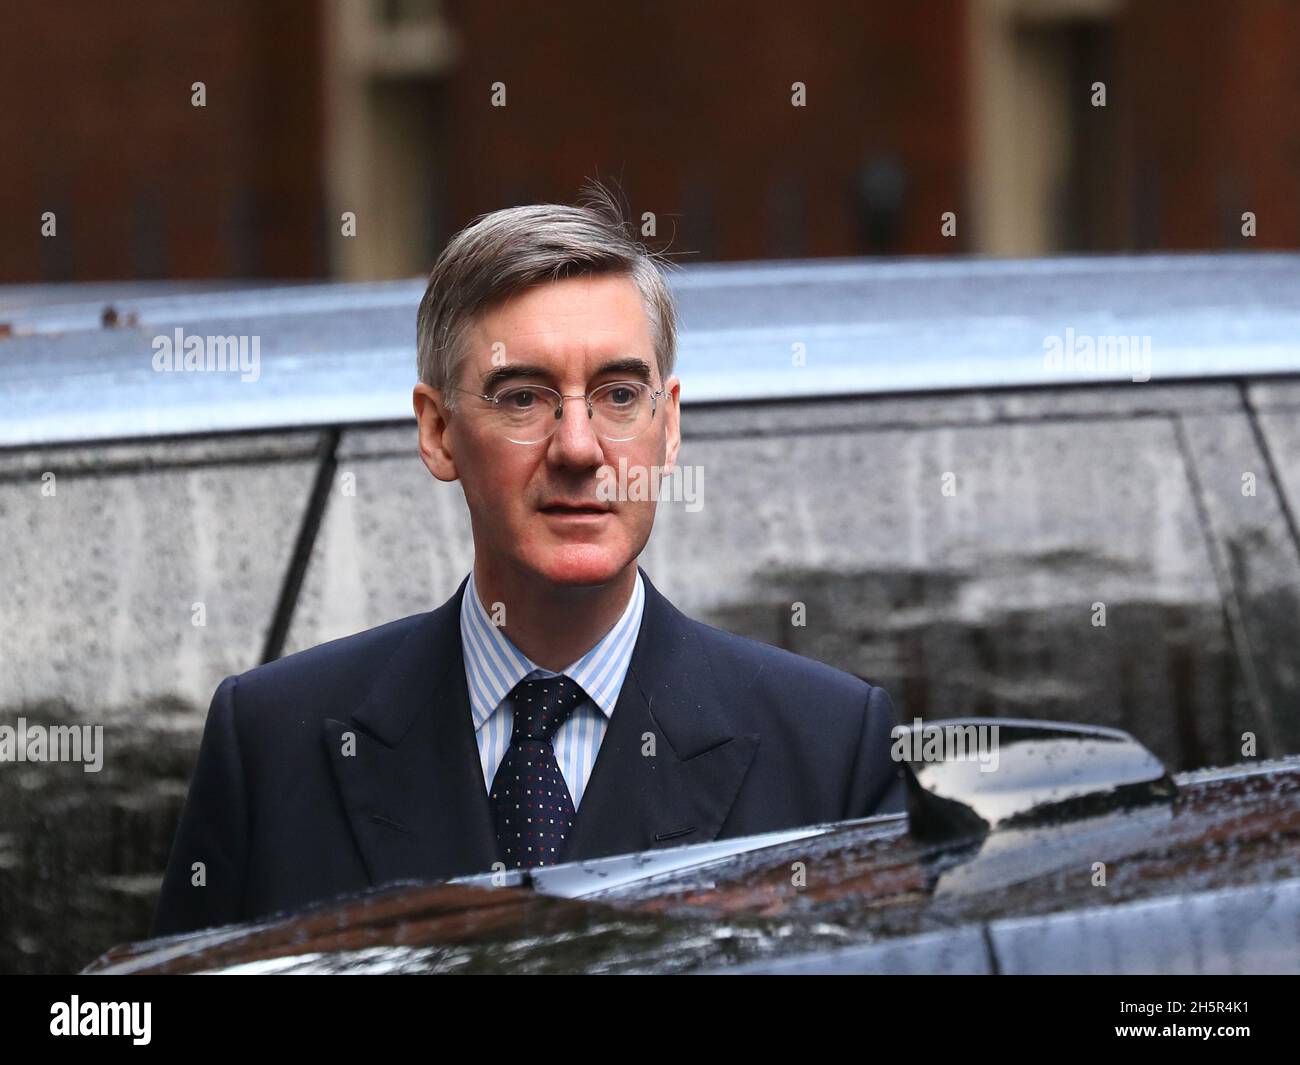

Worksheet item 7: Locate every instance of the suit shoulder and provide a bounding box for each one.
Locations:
[230,612,435,703]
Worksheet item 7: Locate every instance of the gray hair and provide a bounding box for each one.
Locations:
[416,180,678,408]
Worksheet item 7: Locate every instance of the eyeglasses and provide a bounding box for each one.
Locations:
[451,380,667,445]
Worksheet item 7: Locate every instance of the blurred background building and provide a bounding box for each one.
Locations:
[3,0,1298,286]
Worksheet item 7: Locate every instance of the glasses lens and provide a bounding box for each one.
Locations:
[493,385,558,443]
[591,381,652,441]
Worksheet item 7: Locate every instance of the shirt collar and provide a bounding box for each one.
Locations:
[460,566,646,732]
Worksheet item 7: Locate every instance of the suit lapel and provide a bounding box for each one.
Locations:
[325,574,501,887]
[563,567,760,862]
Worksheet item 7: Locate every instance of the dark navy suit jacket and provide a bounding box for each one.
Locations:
[151,566,906,936]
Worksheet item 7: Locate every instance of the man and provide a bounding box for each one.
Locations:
[151,182,906,938]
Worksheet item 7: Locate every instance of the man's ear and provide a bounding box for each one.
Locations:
[661,375,682,474]
[413,383,459,482]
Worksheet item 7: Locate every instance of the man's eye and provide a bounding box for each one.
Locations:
[608,386,636,405]
[503,388,538,408]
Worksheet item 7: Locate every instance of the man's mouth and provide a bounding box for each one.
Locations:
[540,502,611,516]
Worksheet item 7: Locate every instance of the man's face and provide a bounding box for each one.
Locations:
[414,273,680,589]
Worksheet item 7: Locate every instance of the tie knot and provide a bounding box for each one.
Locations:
[509,674,586,741]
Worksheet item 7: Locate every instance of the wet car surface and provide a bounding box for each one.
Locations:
[84,751,1300,974]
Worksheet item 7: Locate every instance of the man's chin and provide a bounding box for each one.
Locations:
[529,544,630,587]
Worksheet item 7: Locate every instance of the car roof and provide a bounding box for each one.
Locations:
[4,252,1300,449]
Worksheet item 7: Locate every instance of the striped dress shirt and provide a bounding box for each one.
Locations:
[459,567,646,809]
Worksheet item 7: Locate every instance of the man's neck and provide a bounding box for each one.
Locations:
[471,559,638,672]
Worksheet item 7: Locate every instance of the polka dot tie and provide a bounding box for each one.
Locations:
[489,674,586,869]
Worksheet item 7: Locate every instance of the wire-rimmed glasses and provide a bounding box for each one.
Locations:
[451,380,667,445]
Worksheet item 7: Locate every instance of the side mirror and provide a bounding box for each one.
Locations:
[896,718,1178,844]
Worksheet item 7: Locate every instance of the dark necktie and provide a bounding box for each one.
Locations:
[489,674,587,869]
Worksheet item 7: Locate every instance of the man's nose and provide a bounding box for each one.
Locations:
[546,395,604,467]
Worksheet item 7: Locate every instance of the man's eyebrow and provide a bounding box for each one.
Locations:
[480,363,551,395]
[593,356,653,382]
[479,356,653,395]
